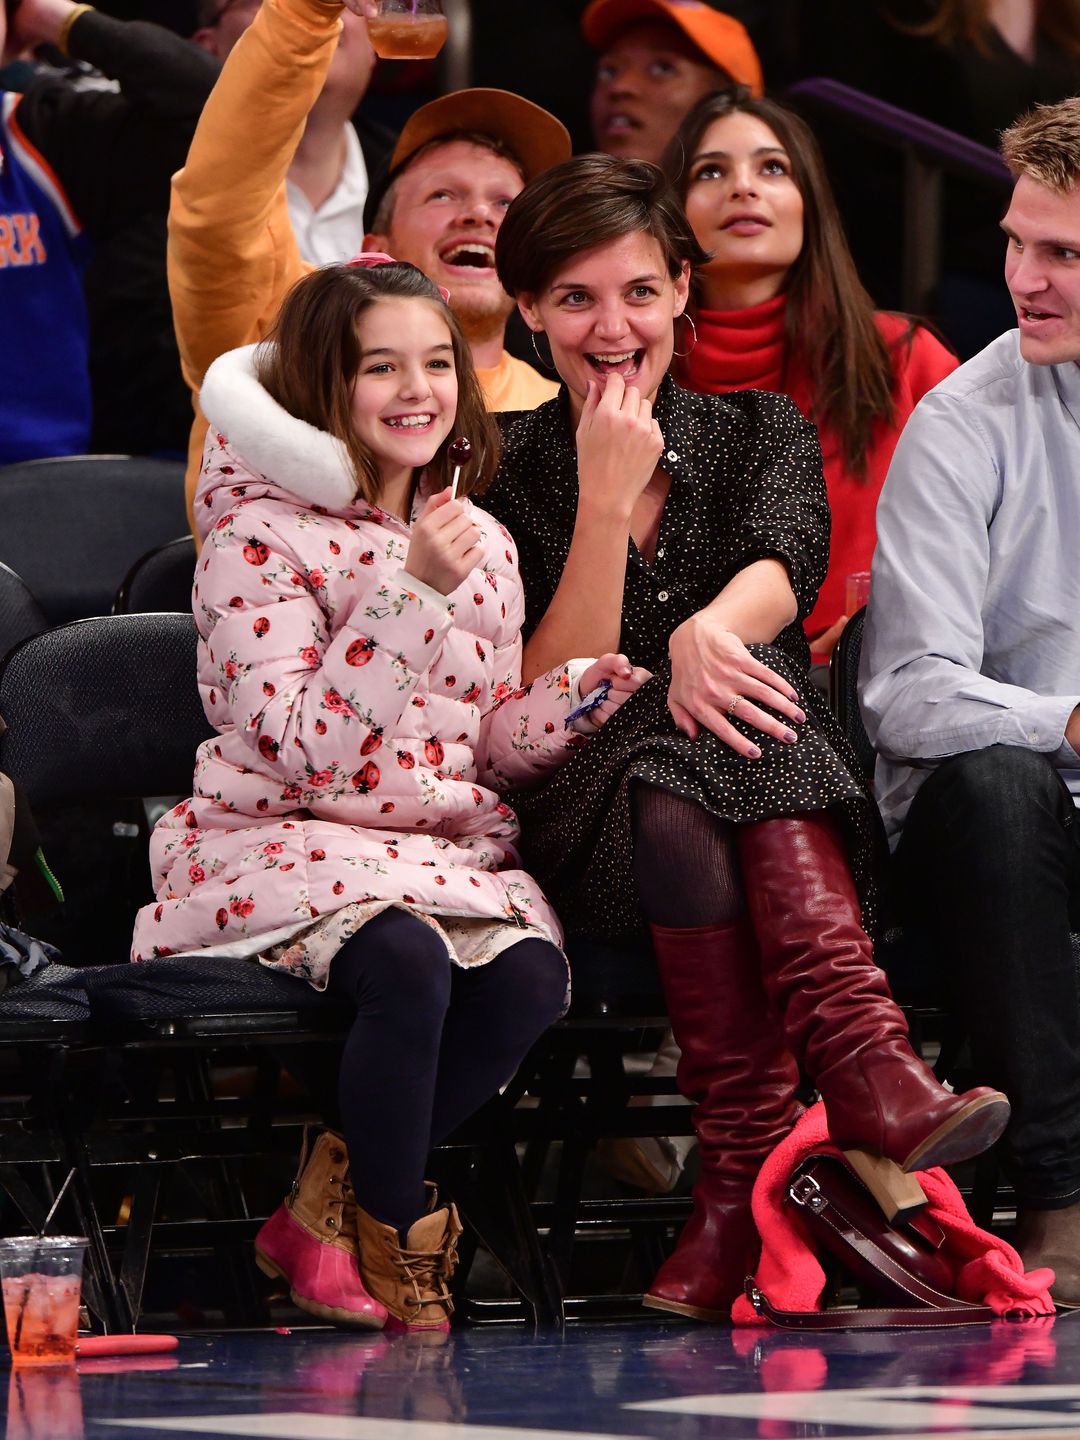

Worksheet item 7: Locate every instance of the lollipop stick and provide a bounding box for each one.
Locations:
[447,437,471,501]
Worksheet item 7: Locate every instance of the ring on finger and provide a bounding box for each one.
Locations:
[727,695,741,717]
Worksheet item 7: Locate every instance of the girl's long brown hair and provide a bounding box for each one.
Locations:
[256,261,499,504]
[664,91,914,481]
[894,0,1080,59]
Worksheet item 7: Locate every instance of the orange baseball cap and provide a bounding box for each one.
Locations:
[582,0,764,97]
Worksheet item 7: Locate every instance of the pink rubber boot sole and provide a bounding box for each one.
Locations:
[255,1204,387,1330]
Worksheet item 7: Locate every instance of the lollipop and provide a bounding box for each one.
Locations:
[448,436,472,499]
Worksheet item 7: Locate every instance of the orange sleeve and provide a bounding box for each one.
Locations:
[169,0,337,531]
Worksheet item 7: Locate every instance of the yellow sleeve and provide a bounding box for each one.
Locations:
[169,0,339,528]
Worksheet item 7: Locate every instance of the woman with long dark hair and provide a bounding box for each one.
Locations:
[663,89,957,658]
[484,152,1008,1323]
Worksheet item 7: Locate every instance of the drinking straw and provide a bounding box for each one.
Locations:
[12,1167,76,1351]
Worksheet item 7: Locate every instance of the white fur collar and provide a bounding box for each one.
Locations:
[199,344,359,511]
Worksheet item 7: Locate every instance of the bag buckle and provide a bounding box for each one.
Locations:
[743,1284,771,1319]
[789,1172,827,1211]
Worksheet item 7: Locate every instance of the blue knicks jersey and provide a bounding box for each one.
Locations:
[0,91,92,463]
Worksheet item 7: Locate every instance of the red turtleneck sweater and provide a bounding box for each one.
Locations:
[681,294,957,654]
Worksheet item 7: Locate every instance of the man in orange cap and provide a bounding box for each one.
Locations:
[583,0,764,165]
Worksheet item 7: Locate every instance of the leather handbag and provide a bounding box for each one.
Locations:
[746,1152,998,1330]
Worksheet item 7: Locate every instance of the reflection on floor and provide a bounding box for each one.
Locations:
[4,1314,1080,1440]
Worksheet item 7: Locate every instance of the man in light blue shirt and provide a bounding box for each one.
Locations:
[861,97,1080,1304]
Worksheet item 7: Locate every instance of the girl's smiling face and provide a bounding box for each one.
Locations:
[519,231,689,418]
[683,111,805,308]
[350,297,459,489]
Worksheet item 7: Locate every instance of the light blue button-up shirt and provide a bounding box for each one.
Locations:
[860,329,1080,841]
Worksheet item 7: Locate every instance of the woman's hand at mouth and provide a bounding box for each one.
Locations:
[574,373,664,522]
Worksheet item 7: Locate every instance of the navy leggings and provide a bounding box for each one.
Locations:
[326,906,567,1232]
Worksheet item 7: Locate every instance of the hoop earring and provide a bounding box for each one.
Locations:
[672,313,698,359]
[530,330,556,371]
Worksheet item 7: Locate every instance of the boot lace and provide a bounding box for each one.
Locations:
[323,1173,357,1236]
[398,1232,458,1317]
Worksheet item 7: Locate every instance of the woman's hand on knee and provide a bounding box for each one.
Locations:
[577,653,652,729]
[667,619,805,756]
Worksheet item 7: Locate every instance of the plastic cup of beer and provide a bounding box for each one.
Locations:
[0,1237,87,1366]
[367,0,447,59]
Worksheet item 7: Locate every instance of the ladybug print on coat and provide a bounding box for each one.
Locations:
[351,761,380,794]
[132,343,592,985]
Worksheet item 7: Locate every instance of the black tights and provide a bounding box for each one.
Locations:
[630,781,744,928]
[326,907,567,1232]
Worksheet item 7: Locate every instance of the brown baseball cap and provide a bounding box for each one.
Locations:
[582,0,764,96]
[365,88,572,232]
[388,88,572,182]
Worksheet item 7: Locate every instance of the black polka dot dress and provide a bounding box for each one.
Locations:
[485,377,885,944]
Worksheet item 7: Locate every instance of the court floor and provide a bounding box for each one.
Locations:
[6,1313,1080,1440]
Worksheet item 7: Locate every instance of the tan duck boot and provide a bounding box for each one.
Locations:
[354,1185,462,1332]
[1016,1203,1080,1308]
[255,1128,387,1328]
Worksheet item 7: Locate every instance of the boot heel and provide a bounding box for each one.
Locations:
[843,1148,927,1223]
[254,1250,283,1281]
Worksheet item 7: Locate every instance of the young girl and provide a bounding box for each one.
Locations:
[131,258,645,1331]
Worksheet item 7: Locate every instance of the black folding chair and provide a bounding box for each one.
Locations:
[114,537,197,615]
[0,614,560,1329]
[0,455,187,624]
[0,561,47,665]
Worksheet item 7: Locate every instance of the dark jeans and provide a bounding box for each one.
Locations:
[326,907,567,1232]
[894,744,1080,1207]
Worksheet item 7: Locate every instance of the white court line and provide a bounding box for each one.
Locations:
[102,1416,632,1439]
[627,1384,1080,1433]
[100,1384,1080,1440]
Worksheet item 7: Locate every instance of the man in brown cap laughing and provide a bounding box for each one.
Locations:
[169,0,571,526]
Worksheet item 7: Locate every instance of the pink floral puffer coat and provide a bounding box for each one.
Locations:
[131,344,590,979]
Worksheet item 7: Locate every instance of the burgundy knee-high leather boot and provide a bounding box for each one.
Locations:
[643,918,800,1321]
[739,812,1010,1218]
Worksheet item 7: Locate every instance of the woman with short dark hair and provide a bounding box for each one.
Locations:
[486,152,1008,1323]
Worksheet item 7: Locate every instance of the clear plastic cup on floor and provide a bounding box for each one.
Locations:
[0,1237,87,1367]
